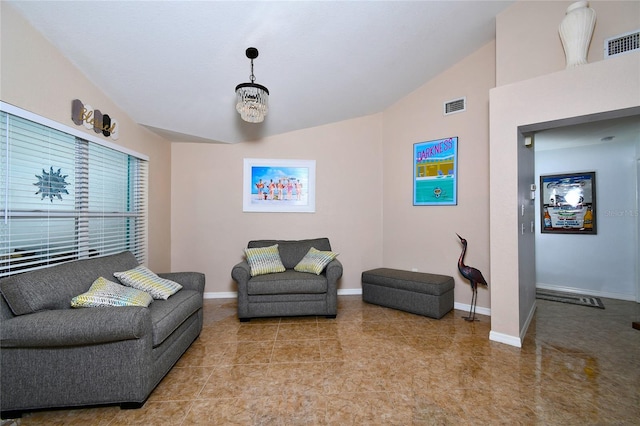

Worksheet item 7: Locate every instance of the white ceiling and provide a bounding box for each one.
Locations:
[535,115,640,151]
[8,0,515,144]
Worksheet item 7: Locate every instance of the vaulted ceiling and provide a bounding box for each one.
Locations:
[9,1,516,143]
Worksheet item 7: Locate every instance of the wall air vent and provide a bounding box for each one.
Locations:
[444,97,466,116]
[604,29,639,58]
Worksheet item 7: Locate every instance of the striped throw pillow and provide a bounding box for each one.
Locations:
[294,247,338,275]
[71,277,153,308]
[114,265,182,300]
[245,244,286,277]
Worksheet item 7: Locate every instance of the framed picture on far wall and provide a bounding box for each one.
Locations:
[540,171,596,234]
[243,158,316,213]
[413,136,458,206]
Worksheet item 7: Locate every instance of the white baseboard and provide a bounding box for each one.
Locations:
[338,288,363,296]
[488,302,536,349]
[520,300,537,343]
[204,289,493,317]
[454,302,491,317]
[489,330,522,348]
[536,283,636,301]
[203,292,236,299]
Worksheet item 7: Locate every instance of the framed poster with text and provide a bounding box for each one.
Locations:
[540,171,596,234]
[413,136,458,206]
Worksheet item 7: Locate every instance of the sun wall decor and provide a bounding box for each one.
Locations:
[34,167,70,202]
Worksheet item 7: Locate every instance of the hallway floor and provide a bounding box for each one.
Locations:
[10,295,640,425]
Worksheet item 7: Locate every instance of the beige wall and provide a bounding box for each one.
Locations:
[170,42,496,303]
[490,0,640,345]
[0,3,173,271]
[4,0,638,339]
[171,37,496,308]
[170,116,384,294]
[381,42,495,312]
[497,1,640,86]
[490,53,640,345]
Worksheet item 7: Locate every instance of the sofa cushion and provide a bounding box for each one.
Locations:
[248,238,332,269]
[247,270,328,295]
[0,251,140,316]
[149,289,202,346]
[71,277,153,308]
[294,247,338,275]
[114,265,182,300]
[245,244,286,276]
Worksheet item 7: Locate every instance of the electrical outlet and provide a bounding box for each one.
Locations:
[411,268,418,272]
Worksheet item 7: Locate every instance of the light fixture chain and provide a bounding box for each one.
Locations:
[250,59,255,84]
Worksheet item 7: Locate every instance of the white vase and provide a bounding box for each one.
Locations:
[559,1,596,69]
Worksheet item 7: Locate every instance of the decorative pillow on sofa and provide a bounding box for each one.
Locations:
[294,247,338,275]
[71,277,153,308]
[245,244,286,277]
[114,265,182,300]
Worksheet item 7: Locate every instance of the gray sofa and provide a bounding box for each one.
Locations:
[0,251,204,419]
[231,238,342,321]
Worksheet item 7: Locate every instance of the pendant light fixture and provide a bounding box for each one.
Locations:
[235,47,269,123]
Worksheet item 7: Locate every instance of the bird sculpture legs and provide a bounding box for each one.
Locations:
[456,234,487,322]
[463,285,479,322]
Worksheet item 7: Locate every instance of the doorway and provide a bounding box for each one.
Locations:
[489,56,640,348]
[533,116,640,302]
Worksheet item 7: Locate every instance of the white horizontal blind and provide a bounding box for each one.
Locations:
[0,110,147,277]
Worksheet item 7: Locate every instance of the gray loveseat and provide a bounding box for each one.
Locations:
[232,238,342,321]
[0,251,204,419]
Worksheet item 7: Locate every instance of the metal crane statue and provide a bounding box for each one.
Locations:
[456,234,488,322]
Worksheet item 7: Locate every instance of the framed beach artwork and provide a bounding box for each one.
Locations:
[540,171,596,234]
[243,158,316,213]
[413,137,458,206]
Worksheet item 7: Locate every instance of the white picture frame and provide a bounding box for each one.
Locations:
[243,158,316,213]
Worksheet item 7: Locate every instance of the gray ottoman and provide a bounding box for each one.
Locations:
[361,268,454,319]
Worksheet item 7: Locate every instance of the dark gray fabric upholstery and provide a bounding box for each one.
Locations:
[248,293,327,303]
[0,252,205,418]
[2,337,153,412]
[149,289,202,347]
[158,271,206,293]
[0,251,139,315]
[361,268,454,319]
[361,268,454,295]
[247,270,328,295]
[151,309,201,365]
[232,238,341,320]
[247,237,332,269]
[0,306,149,347]
[243,300,329,318]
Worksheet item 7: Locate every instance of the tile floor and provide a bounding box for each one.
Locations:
[7,295,640,425]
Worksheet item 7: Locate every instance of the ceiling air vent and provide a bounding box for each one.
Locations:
[604,29,639,58]
[444,97,466,116]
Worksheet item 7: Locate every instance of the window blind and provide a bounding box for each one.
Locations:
[0,108,148,277]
